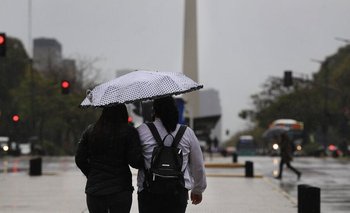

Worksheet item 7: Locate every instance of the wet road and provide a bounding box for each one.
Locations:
[239,156,350,213]
[1,155,349,212]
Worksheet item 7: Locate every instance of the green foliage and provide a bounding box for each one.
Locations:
[238,44,350,150]
[0,36,100,155]
[0,37,29,137]
[302,142,324,156]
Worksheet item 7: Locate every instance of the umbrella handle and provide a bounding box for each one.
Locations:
[86,90,93,103]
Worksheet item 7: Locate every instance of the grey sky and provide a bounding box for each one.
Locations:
[1,0,350,140]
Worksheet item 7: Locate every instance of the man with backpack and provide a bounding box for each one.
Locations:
[137,96,207,213]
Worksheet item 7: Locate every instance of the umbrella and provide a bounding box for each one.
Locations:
[262,126,290,139]
[80,70,203,107]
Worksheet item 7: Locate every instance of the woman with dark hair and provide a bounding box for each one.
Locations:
[75,104,143,213]
[137,96,207,213]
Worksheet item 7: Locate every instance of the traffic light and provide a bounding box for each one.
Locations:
[0,33,6,57]
[128,116,134,126]
[61,80,70,94]
[283,70,293,87]
[12,114,20,123]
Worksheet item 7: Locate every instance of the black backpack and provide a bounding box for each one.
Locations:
[144,123,187,194]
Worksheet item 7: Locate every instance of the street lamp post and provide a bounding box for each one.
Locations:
[28,0,36,132]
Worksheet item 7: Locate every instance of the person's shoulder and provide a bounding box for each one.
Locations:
[177,125,197,141]
[179,124,194,135]
[84,124,95,134]
[137,122,151,131]
[79,124,94,142]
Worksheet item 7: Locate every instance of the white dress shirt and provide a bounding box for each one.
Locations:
[137,118,207,194]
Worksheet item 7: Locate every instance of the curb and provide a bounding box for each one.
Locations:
[263,177,297,205]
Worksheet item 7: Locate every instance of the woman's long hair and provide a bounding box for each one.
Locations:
[153,96,179,133]
[91,104,128,153]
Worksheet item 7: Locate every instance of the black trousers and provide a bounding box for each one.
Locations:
[138,188,188,213]
[278,158,301,178]
[86,191,132,213]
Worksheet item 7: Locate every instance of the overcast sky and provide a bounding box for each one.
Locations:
[2,0,350,140]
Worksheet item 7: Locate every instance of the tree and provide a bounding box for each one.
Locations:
[0,37,29,138]
[74,55,102,90]
[237,43,350,150]
[1,36,101,155]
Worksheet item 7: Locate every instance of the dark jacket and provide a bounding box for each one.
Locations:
[280,138,293,163]
[75,124,143,196]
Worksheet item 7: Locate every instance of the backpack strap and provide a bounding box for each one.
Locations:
[172,125,187,148]
[146,123,163,146]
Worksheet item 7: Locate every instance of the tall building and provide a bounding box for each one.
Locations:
[33,37,76,82]
[198,89,222,142]
[33,38,62,72]
[62,59,77,81]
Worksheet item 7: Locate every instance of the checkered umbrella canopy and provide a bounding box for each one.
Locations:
[80,70,203,107]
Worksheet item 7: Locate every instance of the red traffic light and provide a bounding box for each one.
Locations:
[128,116,134,126]
[12,114,20,122]
[0,35,4,45]
[61,80,70,95]
[61,81,70,89]
[0,33,6,57]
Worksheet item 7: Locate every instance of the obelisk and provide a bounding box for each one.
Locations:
[183,0,200,126]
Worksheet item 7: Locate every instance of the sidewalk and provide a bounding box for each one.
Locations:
[0,157,297,213]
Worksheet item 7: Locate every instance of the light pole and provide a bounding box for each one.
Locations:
[28,0,32,57]
[28,0,37,147]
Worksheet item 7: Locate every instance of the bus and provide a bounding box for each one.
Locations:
[267,119,304,155]
[237,135,256,156]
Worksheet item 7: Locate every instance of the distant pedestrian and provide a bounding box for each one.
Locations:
[75,105,144,213]
[137,96,207,213]
[276,132,301,180]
